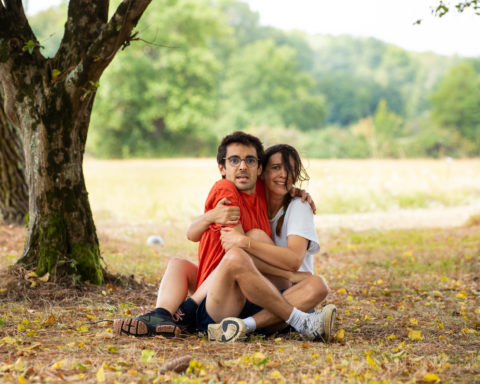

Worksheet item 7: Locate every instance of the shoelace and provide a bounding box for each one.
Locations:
[172,308,185,322]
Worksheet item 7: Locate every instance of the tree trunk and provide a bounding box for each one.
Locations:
[0,0,152,284]
[17,84,103,283]
[0,96,28,224]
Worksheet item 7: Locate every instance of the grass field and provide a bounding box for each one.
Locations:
[83,158,480,222]
[0,159,479,383]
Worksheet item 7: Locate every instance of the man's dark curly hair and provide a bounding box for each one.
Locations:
[216,131,264,167]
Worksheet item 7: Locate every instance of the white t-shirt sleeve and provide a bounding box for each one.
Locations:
[285,198,320,252]
[284,198,320,274]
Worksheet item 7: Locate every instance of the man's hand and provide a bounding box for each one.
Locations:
[220,227,248,252]
[206,198,241,225]
[290,187,316,215]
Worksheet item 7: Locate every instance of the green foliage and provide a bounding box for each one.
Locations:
[300,126,370,159]
[27,0,475,158]
[216,39,325,133]
[22,40,36,54]
[28,4,66,57]
[433,0,480,17]
[372,99,404,157]
[431,61,480,155]
[88,0,225,158]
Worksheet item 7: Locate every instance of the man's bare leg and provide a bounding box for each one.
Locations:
[155,258,198,313]
[114,258,198,337]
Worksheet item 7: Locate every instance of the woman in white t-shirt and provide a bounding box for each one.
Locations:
[212,144,333,339]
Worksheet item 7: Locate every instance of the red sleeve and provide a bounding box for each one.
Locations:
[204,179,241,230]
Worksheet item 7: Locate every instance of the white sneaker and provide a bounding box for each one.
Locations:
[300,304,337,341]
[207,317,247,342]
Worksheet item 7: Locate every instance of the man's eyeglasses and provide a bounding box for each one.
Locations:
[224,155,259,168]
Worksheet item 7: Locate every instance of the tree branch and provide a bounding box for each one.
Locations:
[55,0,109,71]
[63,0,151,99]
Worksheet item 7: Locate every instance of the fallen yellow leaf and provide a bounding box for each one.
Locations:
[334,328,345,341]
[50,359,65,369]
[456,291,467,299]
[38,272,50,282]
[409,318,418,325]
[423,373,440,382]
[1,336,16,344]
[408,329,423,341]
[96,364,105,382]
[366,354,378,370]
[269,370,284,379]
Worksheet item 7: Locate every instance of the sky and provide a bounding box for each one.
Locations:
[25,0,480,57]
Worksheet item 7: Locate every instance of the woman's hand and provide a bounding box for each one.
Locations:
[289,187,316,214]
[206,198,241,225]
[220,227,248,252]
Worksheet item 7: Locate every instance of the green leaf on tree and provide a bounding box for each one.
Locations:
[51,69,61,80]
[22,40,36,54]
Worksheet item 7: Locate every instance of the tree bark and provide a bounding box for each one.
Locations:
[0,94,28,224]
[0,0,151,284]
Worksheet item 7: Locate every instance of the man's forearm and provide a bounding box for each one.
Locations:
[186,214,211,242]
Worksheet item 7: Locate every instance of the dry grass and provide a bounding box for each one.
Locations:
[1,159,480,383]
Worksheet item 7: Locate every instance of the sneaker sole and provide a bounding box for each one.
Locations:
[114,318,150,337]
[208,317,246,342]
[155,324,182,338]
[114,318,181,338]
[322,304,337,342]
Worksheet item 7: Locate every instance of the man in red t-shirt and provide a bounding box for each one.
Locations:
[114,131,272,337]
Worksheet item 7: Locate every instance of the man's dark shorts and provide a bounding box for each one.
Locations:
[196,297,263,332]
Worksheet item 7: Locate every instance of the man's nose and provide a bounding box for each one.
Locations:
[238,159,248,170]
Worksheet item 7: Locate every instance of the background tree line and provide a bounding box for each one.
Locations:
[29,0,480,159]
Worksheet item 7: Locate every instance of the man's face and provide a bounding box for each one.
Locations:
[219,143,262,194]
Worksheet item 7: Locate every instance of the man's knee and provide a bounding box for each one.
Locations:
[246,228,273,244]
[221,248,251,273]
[167,257,194,272]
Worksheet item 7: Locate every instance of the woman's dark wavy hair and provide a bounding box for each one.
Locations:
[263,144,310,236]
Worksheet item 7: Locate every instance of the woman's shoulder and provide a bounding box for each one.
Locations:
[286,197,314,216]
[289,196,311,208]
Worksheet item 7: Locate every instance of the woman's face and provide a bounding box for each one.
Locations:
[263,152,295,196]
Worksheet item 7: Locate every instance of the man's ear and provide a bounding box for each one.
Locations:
[219,163,227,177]
[257,165,262,177]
